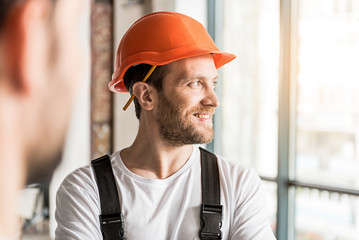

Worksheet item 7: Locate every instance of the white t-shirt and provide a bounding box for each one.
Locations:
[55,146,276,240]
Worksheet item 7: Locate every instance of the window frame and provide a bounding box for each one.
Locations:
[208,0,359,239]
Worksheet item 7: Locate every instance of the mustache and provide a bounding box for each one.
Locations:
[189,106,216,114]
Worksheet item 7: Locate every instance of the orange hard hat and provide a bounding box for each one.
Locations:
[109,11,236,93]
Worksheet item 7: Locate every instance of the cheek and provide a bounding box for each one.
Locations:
[162,88,202,116]
[182,104,201,119]
[175,90,200,106]
[174,97,192,114]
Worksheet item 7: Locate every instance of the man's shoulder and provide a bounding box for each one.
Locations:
[59,164,94,191]
[59,152,121,191]
[212,152,246,171]
[214,153,261,184]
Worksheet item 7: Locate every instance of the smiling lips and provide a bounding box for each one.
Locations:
[194,113,213,120]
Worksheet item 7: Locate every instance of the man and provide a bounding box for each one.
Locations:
[0,0,87,239]
[55,12,276,239]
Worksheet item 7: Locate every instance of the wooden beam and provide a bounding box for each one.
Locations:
[90,0,114,159]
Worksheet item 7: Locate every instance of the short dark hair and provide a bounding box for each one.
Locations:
[0,0,15,30]
[123,64,168,119]
[0,0,56,30]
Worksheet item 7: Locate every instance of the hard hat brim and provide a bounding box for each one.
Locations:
[109,50,236,93]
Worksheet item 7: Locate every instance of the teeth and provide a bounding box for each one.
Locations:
[195,114,210,119]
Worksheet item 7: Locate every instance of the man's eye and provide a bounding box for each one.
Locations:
[189,81,202,88]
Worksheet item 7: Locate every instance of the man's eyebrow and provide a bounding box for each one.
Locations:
[179,75,218,82]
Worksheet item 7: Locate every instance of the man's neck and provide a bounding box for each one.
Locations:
[120,131,193,179]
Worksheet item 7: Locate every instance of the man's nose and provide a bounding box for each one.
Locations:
[201,86,220,108]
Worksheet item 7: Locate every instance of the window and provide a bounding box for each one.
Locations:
[216,0,279,234]
[213,0,359,239]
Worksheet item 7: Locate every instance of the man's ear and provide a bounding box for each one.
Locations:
[132,82,156,111]
[3,0,51,95]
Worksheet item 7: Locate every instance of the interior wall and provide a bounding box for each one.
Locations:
[174,0,207,27]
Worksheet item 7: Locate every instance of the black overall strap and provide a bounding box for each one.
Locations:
[199,147,223,240]
[91,155,125,240]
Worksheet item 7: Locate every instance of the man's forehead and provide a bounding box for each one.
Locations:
[165,55,217,80]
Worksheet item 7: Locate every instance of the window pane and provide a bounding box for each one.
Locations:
[263,181,278,234]
[222,0,279,178]
[295,0,359,190]
[296,188,359,239]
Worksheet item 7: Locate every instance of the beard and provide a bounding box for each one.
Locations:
[156,92,215,147]
[26,147,63,184]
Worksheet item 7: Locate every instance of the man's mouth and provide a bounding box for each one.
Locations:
[194,113,212,120]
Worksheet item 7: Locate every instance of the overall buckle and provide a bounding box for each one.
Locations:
[99,212,125,240]
[199,204,223,239]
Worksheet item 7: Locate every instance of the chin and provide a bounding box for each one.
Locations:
[194,129,214,144]
[200,135,214,144]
